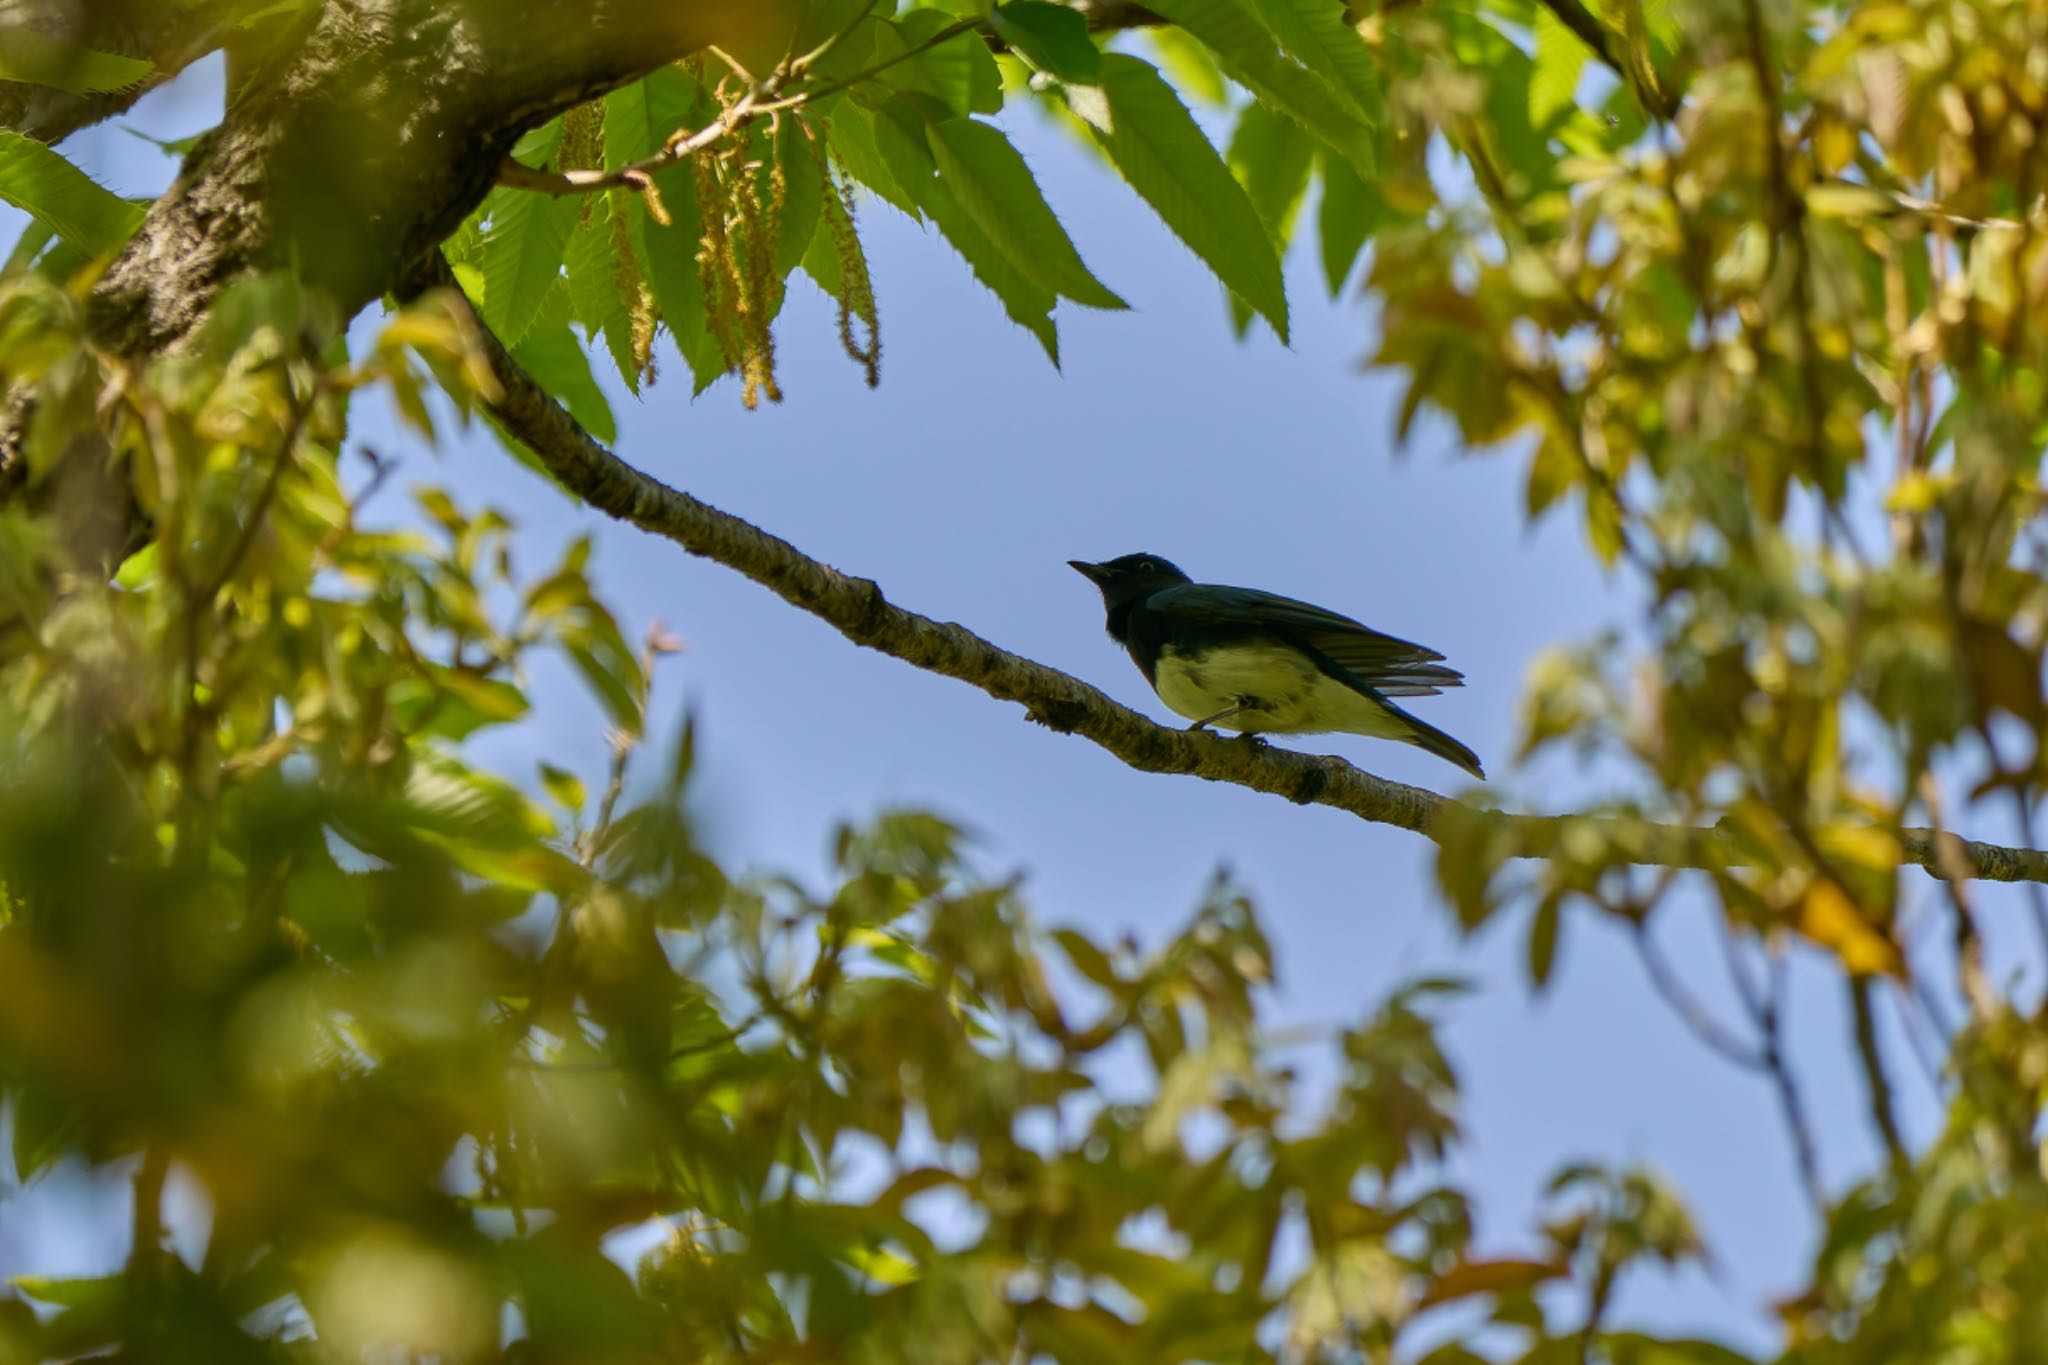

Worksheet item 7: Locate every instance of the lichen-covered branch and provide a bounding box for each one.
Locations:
[416,257,2048,888]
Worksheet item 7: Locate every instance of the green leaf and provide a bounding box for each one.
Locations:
[1530,5,1589,129]
[476,186,576,349]
[891,11,1002,116]
[1140,0,1378,177]
[992,2,1102,82]
[0,131,144,257]
[868,97,1058,358]
[8,1080,71,1182]
[1147,28,1229,106]
[826,102,923,220]
[121,125,206,159]
[603,73,716,374]
[926,167,1061,363]
[391,666,532,742]
[1076,55,1287,341]
[506,278,617,445]
[1227,101,1314,247]
[0,27,152,94]
[772,115,827,281]
[1316,149,1384,296]
[1245,0,1383,123]
[540,763,588,814]
[613,70,717,383]
[926,118,1125,308]
[563,204,639,391]
[2,215,53,277]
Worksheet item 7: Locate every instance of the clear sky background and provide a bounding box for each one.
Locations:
[6,48,2044,1357]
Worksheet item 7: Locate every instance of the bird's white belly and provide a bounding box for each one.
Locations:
[1153,643,1410,737]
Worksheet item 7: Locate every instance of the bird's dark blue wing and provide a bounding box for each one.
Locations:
[1145,583,1465,696]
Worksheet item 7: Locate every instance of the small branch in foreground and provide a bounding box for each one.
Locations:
[407,255,2048,890]
[1759,954,1828,1216]
[1632,918,1767,1071]
[500,89,763,197]
[1848,976,1910,1178]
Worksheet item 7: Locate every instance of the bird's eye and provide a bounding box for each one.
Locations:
[1138,560,1156,572]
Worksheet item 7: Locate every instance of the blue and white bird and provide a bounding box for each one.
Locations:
[1070,553,1484,779]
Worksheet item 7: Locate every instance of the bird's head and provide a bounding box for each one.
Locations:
[1069,554,1190,614]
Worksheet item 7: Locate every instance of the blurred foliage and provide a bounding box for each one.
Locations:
[0,270,1725,1361]
[5,0,2048,1359]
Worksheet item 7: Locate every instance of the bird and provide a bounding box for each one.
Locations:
[1069,553,1484,779]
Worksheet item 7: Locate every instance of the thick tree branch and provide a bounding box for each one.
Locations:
[411,256,2048,889]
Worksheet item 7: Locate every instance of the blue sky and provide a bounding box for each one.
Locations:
[6,48,2043,1356]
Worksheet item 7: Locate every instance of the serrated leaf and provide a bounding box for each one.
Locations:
[0,28,152,94]
[862,96,1059,359]
[0,131,144,257]
[476,186,576,349]
[506,279,616,444]
[1316,149,1383,296]
[772,115,827,281]
[1078,55,1287,341]
[1147,28,1229,106]
[1228,101,1314,247]
[926,168,1060,363]
[1530,5,1589,128]
[992,2,1102,82]
[1246,0,1383,123]
[563,204,639,391]
[926,118,1125,308]
[891,10,1002,116]
[825,103,923,220]
[1142,0,1378,177]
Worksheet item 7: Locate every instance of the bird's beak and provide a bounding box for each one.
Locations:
[1068,559,1108,584]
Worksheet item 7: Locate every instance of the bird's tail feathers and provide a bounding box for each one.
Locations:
[1395,709,1485,780]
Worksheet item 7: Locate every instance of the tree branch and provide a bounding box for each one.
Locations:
[410,257,2048,888]
[1535,0,1680,121]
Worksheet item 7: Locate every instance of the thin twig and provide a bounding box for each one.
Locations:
[500,90,763,197]
[500,14,984,198]
[1759,952,1828,1214]
[790,0,882,74]
[1922,773,2001,1021]
[1632,917,1768,1071]
[1889,980,1948,1096]
[1847,975,1910,1177]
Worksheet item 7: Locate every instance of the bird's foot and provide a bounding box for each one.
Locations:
[1237,732,1270,748]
